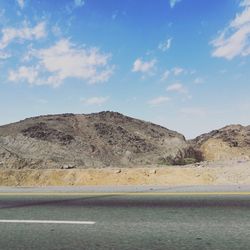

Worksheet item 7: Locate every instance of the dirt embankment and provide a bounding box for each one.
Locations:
[1,161,250,186]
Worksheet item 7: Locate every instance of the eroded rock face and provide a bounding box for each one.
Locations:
[21,122,75,145]
[0,111,200,169]
[191,125,250,161]
[94,123,156,153]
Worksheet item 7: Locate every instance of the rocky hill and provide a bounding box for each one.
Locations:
[191,125,250,161]
[0,111,201,169]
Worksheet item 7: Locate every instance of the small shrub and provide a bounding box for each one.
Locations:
[157,157,173,166]
[182,158,197,165]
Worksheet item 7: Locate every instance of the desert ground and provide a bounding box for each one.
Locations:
[0,160,249,186]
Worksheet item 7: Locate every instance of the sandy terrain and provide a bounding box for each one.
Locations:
[1,160,250,186]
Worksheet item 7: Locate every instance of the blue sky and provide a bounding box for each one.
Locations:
[0,0,250,138]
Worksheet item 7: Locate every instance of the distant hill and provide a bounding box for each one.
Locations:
[191,125,250,161]
[0,111,201,169]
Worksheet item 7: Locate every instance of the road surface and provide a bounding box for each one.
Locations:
[0,186,250,250]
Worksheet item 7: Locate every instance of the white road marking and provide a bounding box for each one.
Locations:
[0,220,95,225]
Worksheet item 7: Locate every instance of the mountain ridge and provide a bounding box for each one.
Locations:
[0,111,201,169]
[0,111,249,169]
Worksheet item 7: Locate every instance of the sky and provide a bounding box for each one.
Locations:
[0,0,250,138]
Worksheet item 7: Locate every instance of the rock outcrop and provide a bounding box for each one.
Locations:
[191,125,250,161]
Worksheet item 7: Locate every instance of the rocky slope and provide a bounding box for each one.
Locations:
[0,111,201,169]
[191,125,250,161]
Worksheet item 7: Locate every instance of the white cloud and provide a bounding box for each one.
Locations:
[8,39,114,87]
[160,67,187,81]
[241,0,250,6]
[148,96,170,106]
[0,22,46,50]
[66,0,85,14]
[37,39,113,86]
[231,7,250,28]
[158,38,172,52]
[81,96,109,106]
[51,25,62,37]
[22,45,35,62]
[74,0,85,7]
[169,0,182,8]
[160,70,170,81]
[8,66,39,85]
[166,82,187,94]
[17,0,25,9]
[194,77,204,84]
[132,58,156,74]
[211,1,250,59]
[172,67,184,76]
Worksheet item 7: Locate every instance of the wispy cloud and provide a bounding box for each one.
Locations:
[172,67,184,76]
[0,22,46,50]
[158,38,172,52]
[51,25,62,37]
[241,0,250,6]
[8,39,114,87]
[194,77,204,84]
[148,96,170,106]
[160,67,189,81]
[160,70,170,81]
[166,82,188,94]
[132,58,156,74]
[17,0,25,9]
[66,0,85,14]
[81,96,109,106]
[74,0,85,7]
[211,0,250,59]
[8,66,39,85]
[169,0,182,8]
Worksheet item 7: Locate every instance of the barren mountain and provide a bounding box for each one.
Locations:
[0,111,201,169]
[191,125,250,161]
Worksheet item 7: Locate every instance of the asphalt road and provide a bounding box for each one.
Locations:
[0,187,250,250]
